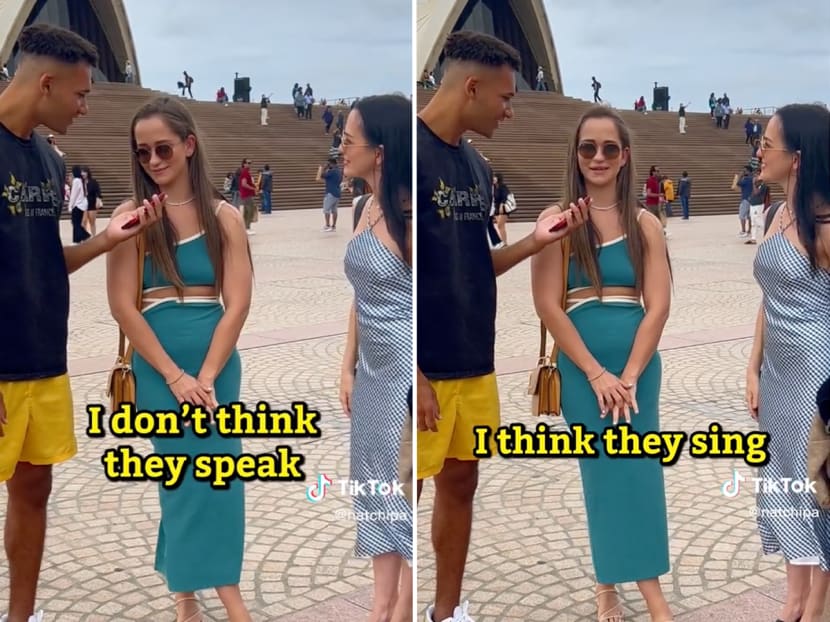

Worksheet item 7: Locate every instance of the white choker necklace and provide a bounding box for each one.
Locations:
[590,202,618,211]
[165,197,194,206]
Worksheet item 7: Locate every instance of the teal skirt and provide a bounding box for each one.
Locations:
[557,301,669,584]
[133,302,244,592]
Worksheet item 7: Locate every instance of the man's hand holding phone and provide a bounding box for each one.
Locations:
[110,192,165,248]
[534,197,591,247]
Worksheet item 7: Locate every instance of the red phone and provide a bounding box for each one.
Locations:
[549,215,569,232]
[549,196,591,232]
[121,193,166,229]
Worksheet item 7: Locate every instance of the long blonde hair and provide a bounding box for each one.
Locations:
[564,106,647,293]
[129,97,240,295]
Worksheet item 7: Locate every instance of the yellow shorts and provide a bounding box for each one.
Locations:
[0,374,76,482]
[417,373,500,480]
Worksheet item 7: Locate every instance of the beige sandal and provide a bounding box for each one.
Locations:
[596,588,624,622]
[174,596,202,622]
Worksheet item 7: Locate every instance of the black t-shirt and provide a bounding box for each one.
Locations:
[750,182,770,205]
[86,178,101,207]
[417,118,496,380]
[494,183,510,207]
[0,123,69,380]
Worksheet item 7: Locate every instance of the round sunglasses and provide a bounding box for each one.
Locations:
[134,143,175,165]
[577,142,622,160]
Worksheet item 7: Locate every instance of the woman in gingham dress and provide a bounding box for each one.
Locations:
[747,103,830,622]
[338,94,413,622]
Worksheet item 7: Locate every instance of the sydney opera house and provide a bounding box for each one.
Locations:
[0,0,140,84]
[418,0,563,93]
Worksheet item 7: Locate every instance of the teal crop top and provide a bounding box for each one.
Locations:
[143,232,217,291]
[567,236,637,291]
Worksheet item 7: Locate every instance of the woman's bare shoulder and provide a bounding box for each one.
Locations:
[539,203,564,219]
[214,200,245,232]
[111,199,138,217]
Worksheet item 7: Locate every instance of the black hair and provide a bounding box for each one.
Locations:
[71,165,82,178]
[443,31,521,71]
[682,171,688,177]
[649,165,657,175]
[264,164,270,171]
[328,157,338,165]
[18,24,98,66]
[353,94,411,259]
[775,103,830,270]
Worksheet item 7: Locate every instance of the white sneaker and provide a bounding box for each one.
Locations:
[322,226,332,232]
[425,601,475,622]
[1,611,44,622]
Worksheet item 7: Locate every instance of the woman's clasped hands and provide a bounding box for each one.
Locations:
[588,367,639,424]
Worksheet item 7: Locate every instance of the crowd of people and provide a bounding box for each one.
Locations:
[292,82,315,119]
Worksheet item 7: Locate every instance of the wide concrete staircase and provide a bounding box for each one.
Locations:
[417,88,774,221]
[0,81,351,216]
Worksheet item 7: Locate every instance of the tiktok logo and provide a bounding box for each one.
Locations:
[306,473,332,503]
[721,469,745,498]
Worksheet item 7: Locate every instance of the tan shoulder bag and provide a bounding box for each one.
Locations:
[106,234,145,412]
[528,236,571,416]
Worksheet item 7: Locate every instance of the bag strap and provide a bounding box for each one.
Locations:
[764,200,784,235]
[118,233,145,361]
[538,235,572,359]
[353,193,371,231]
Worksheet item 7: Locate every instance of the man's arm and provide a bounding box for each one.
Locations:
[241,174,256,192]
[63,232,113,274]
[64,197,162,274]
[491,202,588,277]
[491,233,541,277]
[316,166,324,182]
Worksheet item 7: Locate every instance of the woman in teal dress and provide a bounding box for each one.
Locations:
[532,106,673,622]
[107,97,253,622]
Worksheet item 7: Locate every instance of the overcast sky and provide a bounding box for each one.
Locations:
[122,0,412,104]
[543,0,830,112]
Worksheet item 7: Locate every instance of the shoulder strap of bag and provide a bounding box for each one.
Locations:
[353,193,371,231]
[119,233,145,360]
[764,200,784,235]
[538,235,572,359]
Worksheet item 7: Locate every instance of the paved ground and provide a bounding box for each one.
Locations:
[0,211,819,621]
[416,216,820,621]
